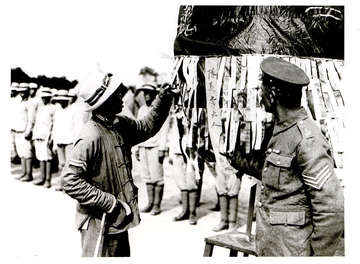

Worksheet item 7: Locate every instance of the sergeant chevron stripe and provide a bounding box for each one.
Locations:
[302,165,331,190]
[69,158,87,172]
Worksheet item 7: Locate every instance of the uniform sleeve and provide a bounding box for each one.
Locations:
[61,136,115,213]
[297,135,344,256]
[115,90,173,147]
[52,110,59,146]
[49,105,57,141]
[229,149,264,180]
[228,123,273,180]
[25,102,36,136]
[158,115,171,151]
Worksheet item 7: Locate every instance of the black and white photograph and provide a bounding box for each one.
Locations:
[3,0,358,261]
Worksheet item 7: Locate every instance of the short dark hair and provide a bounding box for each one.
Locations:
[262,74,303,109]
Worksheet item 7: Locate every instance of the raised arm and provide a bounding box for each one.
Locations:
[115,85,174,147]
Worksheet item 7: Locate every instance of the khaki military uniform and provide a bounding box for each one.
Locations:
[230,107,344,256]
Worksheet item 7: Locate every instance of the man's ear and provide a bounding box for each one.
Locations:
[269,90,276,103]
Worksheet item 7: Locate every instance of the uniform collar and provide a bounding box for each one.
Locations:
[93,114,116,129]
[272,107,309,136]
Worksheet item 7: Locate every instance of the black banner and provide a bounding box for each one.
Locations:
[174,6,344,59]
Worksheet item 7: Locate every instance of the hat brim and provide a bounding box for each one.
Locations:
[260,57,310,86]
[17,88,29,92]
[135,87,159,96]
[84,76,121,112]
[53,96,71,101]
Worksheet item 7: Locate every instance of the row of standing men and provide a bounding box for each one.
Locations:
[10,80,245,232]
[10,81,90,189]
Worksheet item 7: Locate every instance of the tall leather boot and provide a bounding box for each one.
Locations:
[212,195,229,232]
[196,161,204,206]
[151,184,164,215]
[15,158,27,180]
[33,161,46,185]
[141,183,155,213]
[228,195,239,232]
[44,161,52,188]
[196,177,203,207]
[188,190,197,225]
[173,190,189,221]
[21,158,33,182]
[211,190,220,211]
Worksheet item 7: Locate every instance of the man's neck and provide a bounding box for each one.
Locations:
[275,106,301,122]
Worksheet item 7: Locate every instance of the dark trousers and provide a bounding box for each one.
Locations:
[80,218,130,257]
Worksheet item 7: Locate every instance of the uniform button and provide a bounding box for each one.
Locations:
[261,185,265,191]
[274,149,280,154]
[267,148,272,153]
[299,120,303,124]
[264,167,268,172]
[276,161,281,165]
[258,202,262,208]
[284,223,288,227]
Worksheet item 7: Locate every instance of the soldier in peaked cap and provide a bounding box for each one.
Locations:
[60,71,175,257]
[227,57,344,256]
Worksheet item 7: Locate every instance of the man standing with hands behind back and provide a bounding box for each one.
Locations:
[61,70,174,257]
[228,57,344,256]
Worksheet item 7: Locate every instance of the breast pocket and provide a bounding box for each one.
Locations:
[264,152,293,190]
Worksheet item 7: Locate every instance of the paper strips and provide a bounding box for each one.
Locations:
[173,54,345,175]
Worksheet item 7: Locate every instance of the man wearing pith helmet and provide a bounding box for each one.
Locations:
[60,70,174,257]
[28,82,42,170]
[32,87,57,188]
[28,82,42,111]
[51,89,78,191]
[13,82,36,182]
[228,57,344,256]
[11,82,20,99]
[10,82,21,163]
[134,82,171,216]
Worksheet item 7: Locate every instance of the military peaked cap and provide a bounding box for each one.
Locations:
[260,57,310,86]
